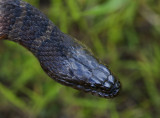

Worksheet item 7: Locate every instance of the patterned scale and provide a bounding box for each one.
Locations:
[0,0,121,98]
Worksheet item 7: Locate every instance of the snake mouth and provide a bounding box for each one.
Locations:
[87,80,121,98]
[61,78,121,98]
[91,80,121,98]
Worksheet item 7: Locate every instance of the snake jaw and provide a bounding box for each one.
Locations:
[85,75,121,98]
[62,75,121,98]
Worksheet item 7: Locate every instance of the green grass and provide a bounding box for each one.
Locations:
[0,0,160,117]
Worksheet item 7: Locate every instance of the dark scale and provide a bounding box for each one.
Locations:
[0,0,121,98]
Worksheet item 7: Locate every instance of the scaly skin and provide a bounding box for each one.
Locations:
[0,0,121,98]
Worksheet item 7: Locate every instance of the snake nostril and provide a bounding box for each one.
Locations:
[115,80,121,89]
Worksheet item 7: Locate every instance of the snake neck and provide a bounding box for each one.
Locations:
[0,0,56,55]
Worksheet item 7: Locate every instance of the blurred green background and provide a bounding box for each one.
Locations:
[0,0,160,118]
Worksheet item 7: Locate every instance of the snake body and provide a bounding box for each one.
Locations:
[0,0,120,98]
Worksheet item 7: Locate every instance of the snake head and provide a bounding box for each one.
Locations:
[68,59,121,98]
[68,44,121,98]
[38,33,121,98]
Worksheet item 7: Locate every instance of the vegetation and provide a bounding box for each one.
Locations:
[0,0,160,117]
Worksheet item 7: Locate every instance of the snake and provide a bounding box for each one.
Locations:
[0,0,121,98]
